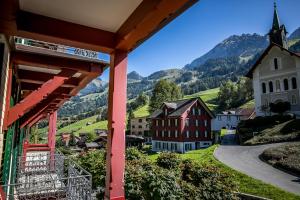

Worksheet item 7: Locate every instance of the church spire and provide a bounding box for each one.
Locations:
[268,2,288,49]
[272,2,280,30]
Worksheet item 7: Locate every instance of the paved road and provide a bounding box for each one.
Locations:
[215,133,300,195]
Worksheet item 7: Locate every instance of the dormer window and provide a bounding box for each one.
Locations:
[274,58,278,70]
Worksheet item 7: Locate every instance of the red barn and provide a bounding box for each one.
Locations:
[150,98,215,153]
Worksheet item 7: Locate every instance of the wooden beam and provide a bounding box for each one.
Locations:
[20,93,63,128]
[27,114,45,128]
[13,51,106,74]
[15,11,116,53]
[20,83,72,96]
[116,0,198,51]
[7,70,75,127]
[18,69,80,87]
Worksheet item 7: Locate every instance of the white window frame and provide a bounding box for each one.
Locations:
[205,130,207,138]
[175,130,178,138]
[175,119,178,126]
[196,130,199,138]
[162,130,164,137]
[168,130,171,137]
[186,130,189,138]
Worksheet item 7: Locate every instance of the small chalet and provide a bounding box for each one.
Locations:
[149,98,215,153]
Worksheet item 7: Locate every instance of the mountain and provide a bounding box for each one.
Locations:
[184,34,268,70]
[78,77,107,96]
[59,27,300,117]
[127,71,144,82]
[289,27,300,40]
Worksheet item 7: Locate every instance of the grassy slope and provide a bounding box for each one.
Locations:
[245,119,300,145]
[133,104,150,118]
[261,142,300,175]
[148,146,300,200]
[183,88,219,111]
[57,115,98,135]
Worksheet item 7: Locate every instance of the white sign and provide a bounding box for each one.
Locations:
[74,48,98,59]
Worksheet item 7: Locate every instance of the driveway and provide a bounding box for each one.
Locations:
[214,134,300,195]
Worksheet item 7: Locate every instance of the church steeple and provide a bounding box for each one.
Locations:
[272,2,280,30]
[268,2,288,49]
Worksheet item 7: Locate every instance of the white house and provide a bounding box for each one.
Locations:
[246,4,300,116]
[212,108,254,131]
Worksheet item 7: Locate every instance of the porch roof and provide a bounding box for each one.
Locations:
[0,0,198,53]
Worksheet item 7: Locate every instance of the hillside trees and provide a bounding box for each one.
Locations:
[149,79,183,113]
[128,92,148,111]
[217,77,253,110]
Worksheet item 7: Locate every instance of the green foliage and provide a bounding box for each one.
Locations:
[125,159,182,200]
[126,147,144,161]
[156,152,181,170]
[180,159,237,200]
[129,92,149,111]
[76,147,237,200]
[76,150,106,189]
[149,79,183,112]
[217,77,253,110]
[269,101,291,115]
[127,110,134,131]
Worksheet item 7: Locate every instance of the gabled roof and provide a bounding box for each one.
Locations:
[246,43,300,78]
[149,98,215,119]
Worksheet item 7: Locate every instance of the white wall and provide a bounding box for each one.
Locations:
[212,115,240,131]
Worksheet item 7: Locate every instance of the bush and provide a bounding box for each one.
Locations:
[180,159,237,200]
[125,159,182,200]
[156,152,181,169]
[76,150,106,190]
[126,147,145,161]
[76,149,237,200]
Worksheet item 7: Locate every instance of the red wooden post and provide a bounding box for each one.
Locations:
[3,67,13,131]
[105,51,127,200]
[48,111,57,170]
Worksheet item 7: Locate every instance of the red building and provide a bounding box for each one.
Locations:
[150,98,215,153]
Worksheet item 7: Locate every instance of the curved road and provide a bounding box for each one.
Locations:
[214,134,300,195]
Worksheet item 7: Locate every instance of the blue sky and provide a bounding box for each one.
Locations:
[102,0,300,80]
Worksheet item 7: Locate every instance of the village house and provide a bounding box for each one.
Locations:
[130,116,151,143]
[150,98,215,153]
[212,108,255,131]
[247,4,300,116]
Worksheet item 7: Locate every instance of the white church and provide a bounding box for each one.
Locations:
[247,4,300,116]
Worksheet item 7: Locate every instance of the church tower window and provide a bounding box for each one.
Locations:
[269,81,274,93]
[283,79,289,91]
[262,83,266,93]
[274,58,278,70]
[292,77,297,89]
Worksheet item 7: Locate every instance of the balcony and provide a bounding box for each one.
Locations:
[1,151,92,200]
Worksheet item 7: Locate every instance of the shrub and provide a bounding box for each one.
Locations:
[76,150,106,190]
[180,159,238,200]
[126,147,145,161]
[156,152,181,169]
[125,159,182,200]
